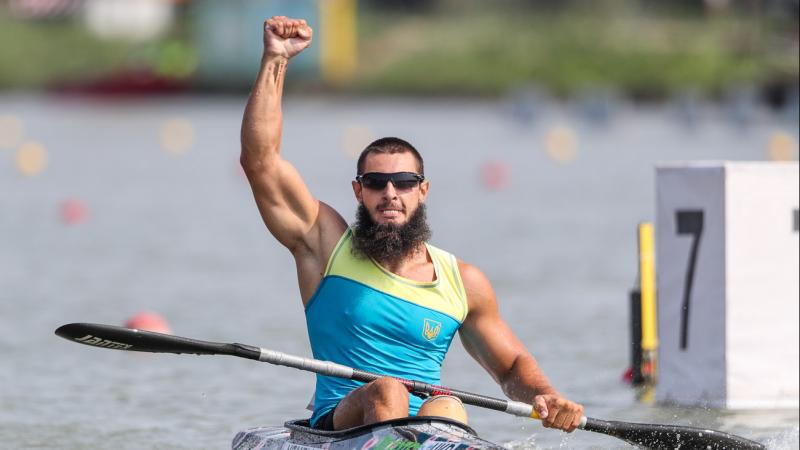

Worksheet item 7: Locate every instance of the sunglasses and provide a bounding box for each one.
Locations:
[355,172,425,191]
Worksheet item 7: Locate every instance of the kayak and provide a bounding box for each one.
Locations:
[231,416,505,450]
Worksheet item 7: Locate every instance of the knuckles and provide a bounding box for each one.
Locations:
[541,398,583,432]
[264,16,311,39]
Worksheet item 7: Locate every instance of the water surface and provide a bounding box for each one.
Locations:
[1,94,797,449]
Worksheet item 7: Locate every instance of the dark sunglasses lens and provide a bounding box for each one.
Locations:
[361,175,388,190]
[359,173,421,190]
[392,178,420,189]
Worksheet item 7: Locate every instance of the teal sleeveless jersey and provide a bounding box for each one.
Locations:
[305,228,469,426]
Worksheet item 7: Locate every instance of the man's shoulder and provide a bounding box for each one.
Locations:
[291,201,347,269]
[316,201,349,248]
[455,259,489,286]
[454,259,497,320]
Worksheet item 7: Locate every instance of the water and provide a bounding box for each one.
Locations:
[1,94,797,449]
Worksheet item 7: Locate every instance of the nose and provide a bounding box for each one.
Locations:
[381,181,398,198]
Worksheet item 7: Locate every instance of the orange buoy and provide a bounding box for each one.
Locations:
[60,199,89,225]
[125,312,171,334]
[621,367,634,385]
[160,118,194,155]
[15,141,48,176]
[480,161,511,191]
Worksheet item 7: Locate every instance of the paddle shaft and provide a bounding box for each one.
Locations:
[56,322,546,421]
[55,323,765,450]
[255,347,546,421]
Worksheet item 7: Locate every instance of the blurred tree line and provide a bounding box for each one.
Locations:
[0,0,797,103]
[352,0,798,103]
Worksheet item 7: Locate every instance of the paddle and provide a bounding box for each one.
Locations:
[55,323,765,450]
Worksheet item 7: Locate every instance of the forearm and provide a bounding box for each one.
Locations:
[500,354,559,402]
[240,54,289,170]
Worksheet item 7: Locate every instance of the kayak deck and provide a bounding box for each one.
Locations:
[232,416,505,450]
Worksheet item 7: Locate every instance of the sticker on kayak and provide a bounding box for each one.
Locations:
[282,443,319,450]
[419,442,464,450]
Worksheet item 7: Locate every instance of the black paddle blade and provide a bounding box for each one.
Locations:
[583,418,765,450]
[55,323,234,356]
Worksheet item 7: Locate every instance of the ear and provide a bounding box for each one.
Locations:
[418,180,430,202]
[352,180,363,202]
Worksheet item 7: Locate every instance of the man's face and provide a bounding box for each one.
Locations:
[352,152,429,226]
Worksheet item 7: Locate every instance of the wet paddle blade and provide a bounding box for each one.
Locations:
[55,322,238,356]
[582,418,765,450]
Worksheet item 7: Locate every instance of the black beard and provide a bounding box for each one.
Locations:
[351,203,431,266]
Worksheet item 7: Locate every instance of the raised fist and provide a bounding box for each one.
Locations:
[263,16,313,59]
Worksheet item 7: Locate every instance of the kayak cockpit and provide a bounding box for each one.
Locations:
[285,416,479,438]
[233,416,503,450]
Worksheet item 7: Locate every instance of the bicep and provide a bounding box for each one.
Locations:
[245,157,342,252]
[458,263,528,384]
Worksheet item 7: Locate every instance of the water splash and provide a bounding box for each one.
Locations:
[761,425,799,450]
[502,433,539,450]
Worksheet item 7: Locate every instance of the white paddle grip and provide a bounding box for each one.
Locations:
[258,349,354,378]
[505,400,535,417]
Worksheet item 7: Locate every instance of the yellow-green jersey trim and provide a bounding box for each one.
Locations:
[319,228,468,323]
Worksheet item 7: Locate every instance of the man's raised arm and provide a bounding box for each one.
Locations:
[240,16,343,254]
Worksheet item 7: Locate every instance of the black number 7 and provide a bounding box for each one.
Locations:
[676,210,704,350]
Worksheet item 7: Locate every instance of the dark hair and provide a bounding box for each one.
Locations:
[356,137,424,176]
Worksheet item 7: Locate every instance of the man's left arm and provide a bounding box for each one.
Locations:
[457,261,584,432]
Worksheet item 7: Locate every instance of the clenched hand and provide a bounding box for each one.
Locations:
[263,16,313,59]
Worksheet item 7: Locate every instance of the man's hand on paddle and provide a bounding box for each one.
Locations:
[534,394,584,432]
[263,16,312,59]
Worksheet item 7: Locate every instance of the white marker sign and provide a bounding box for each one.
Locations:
[655,161,799,409]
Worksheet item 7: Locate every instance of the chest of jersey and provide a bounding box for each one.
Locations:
[307,275,459,370]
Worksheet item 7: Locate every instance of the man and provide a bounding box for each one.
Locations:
[240,16,584,433]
